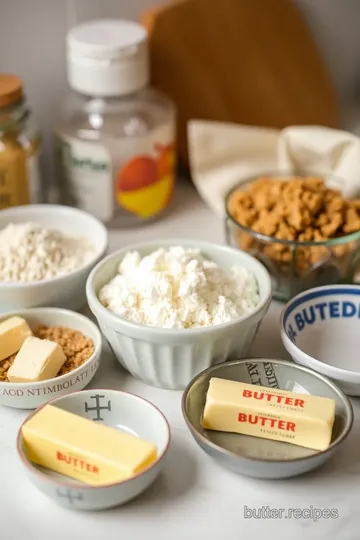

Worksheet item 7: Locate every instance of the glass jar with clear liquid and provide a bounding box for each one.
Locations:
[56,19,176,227]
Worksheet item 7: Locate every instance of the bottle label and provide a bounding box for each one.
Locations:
[57,122,176,223]
[58,138,113,222]
[115,124,176,220]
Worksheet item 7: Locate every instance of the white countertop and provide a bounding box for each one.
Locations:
[1,181,359,540]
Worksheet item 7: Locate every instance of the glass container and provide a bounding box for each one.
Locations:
[225,172,360,301]
[0,74,42,208]
[56,19,176,228]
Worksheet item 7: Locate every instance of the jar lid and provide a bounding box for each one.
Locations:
[66,19,149,97]
[0,74,23,108]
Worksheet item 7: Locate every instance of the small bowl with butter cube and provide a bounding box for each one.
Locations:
[16,389,170,510]
[182,358,353,479]
[0,308,102,409]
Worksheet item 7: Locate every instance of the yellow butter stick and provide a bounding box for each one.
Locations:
[22,405,157,486]
[202,378,336,451]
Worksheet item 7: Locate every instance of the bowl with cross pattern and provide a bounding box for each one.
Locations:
[16,389,170,511]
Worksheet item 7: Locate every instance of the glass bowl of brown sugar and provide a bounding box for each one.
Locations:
[225,172,360,301]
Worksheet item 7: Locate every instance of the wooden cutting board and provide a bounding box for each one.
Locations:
[141,0,339,166]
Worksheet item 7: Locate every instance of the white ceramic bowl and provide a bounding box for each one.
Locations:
[281,285,360,396]
[0,204,108,312]
[17,389,171,511]
[86,239,272,390]
[0,308,102,409]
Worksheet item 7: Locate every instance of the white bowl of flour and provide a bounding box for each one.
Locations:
[0,205,108,312]
[86,240,272,389]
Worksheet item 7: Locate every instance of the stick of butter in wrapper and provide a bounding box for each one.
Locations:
[22,405,157,486]
[202,378,336,451]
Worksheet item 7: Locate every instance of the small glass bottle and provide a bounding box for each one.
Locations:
[56,19,176,227]
[0,74,42,209]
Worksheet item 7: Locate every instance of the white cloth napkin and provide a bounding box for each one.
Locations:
[188,121,360,217]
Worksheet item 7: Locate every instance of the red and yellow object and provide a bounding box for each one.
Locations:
[116,143,175,219]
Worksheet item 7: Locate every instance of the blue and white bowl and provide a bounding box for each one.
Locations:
[281,285,360,396]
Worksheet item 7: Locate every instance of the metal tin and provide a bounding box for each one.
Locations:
[182,358,353,479]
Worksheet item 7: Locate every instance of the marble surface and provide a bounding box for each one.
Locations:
[1,181,359,540]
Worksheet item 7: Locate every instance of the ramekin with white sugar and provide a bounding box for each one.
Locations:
[86,239,272,390]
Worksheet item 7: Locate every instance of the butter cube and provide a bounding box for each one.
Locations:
[22,405,158,486]
[0,316,33,361]
[7,336,66,383]
[202,378,336,451]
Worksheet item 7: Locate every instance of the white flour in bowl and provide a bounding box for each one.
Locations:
[0,222,96,282]
[99,246,260,328]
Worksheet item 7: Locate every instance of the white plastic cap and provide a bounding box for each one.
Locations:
[67,19,149,97]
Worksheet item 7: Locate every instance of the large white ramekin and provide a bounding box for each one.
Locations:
[86,240,272,390]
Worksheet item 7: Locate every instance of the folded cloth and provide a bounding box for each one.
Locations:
[188,121,360,217]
